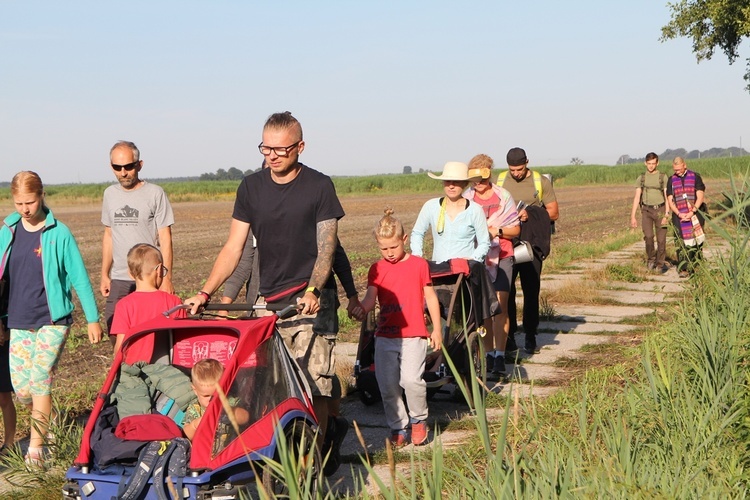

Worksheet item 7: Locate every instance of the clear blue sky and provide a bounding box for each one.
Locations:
[2,1,749,185]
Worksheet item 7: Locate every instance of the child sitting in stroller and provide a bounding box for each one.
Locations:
[184,358,250,441]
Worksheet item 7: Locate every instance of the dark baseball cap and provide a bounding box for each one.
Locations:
[506,147,528,166]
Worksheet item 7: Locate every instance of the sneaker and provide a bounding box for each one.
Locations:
[524,334,539,355]
[389,430,408,447]
[322,416,349,477]
[647,261,656,270]
[410,421,429,446]
[485,353,494,373]
[491,356,506,375]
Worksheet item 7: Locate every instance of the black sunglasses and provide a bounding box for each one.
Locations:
[111,161,139,172]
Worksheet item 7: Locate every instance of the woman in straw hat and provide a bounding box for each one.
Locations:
[410,162,491,264]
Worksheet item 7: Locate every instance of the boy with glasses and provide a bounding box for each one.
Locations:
[101,141,175,345]
[111,244,185,358]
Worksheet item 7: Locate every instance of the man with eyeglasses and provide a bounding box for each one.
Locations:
[185,112,347,473]
[101,140,174,346]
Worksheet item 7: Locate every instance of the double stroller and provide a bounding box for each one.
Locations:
[63,304,319,499]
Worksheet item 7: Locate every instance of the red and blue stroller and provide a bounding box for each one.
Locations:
[354,258,496,405]
[63,304,319,499]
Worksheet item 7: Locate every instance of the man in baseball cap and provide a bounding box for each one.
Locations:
[497,148,559,356]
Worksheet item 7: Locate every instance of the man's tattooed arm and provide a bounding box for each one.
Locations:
[309,218,338,290]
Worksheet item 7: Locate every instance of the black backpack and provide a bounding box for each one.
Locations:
[116,438,191,500]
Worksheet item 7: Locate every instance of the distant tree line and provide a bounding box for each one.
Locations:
[199,167,259,181]
[402,166,427,174]
[616,147,748,165]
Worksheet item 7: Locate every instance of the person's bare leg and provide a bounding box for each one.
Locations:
[29,395,52,449]
[313,396,329,450]
[496,291,510,355]
[0,392,16,448]
[482,317,495,353]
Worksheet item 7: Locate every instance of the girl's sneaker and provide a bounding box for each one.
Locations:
[411,421,429,446]
[389,430,408,447]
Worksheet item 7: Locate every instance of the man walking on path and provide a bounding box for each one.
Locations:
[666,156,705,278]
[630,152,670,273]
[498,147,558,355]
[185,112,347,474]
[101,141,174,343]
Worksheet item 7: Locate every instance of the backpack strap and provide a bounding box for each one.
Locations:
[117,441,170,500]
[532,171,543,201]
[497,170,543,200]
[639,174,645,205]
[153,440,179,500]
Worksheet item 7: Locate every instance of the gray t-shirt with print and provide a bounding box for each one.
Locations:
[101,181,174,280]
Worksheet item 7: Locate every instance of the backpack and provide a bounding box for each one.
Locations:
[117,438,191,500]
[639,172,666,205]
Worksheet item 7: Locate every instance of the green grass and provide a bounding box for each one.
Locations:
[5,172,750,498]
[545,231,642,272]
[4,156,750,203]
[603,262,644,283]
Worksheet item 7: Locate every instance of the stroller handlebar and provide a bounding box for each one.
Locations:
[164,303,302,320]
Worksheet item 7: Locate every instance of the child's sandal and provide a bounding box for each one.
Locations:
[24,447,47,469]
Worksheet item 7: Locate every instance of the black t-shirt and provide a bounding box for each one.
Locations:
[233,164,345,296]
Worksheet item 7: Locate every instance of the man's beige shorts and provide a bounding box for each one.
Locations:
[257,288,338,397]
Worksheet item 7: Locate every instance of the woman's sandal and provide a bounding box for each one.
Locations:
[24,447,47,469]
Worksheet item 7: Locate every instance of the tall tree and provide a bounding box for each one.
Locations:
[661,0,750,92]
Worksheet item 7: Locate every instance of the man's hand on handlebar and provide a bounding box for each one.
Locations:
[184,294,208,315]
[297,291,320,316]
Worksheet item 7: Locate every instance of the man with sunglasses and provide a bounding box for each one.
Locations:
[101,141,174,346]
[185,112,347,474]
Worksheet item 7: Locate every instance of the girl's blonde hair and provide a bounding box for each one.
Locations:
[374,207,404,240]
[11,171,45,199]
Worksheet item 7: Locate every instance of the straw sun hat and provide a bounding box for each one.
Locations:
[427,162,481,182]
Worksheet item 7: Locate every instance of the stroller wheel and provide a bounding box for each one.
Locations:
[458,330,486,407]
[261,419,322,496]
